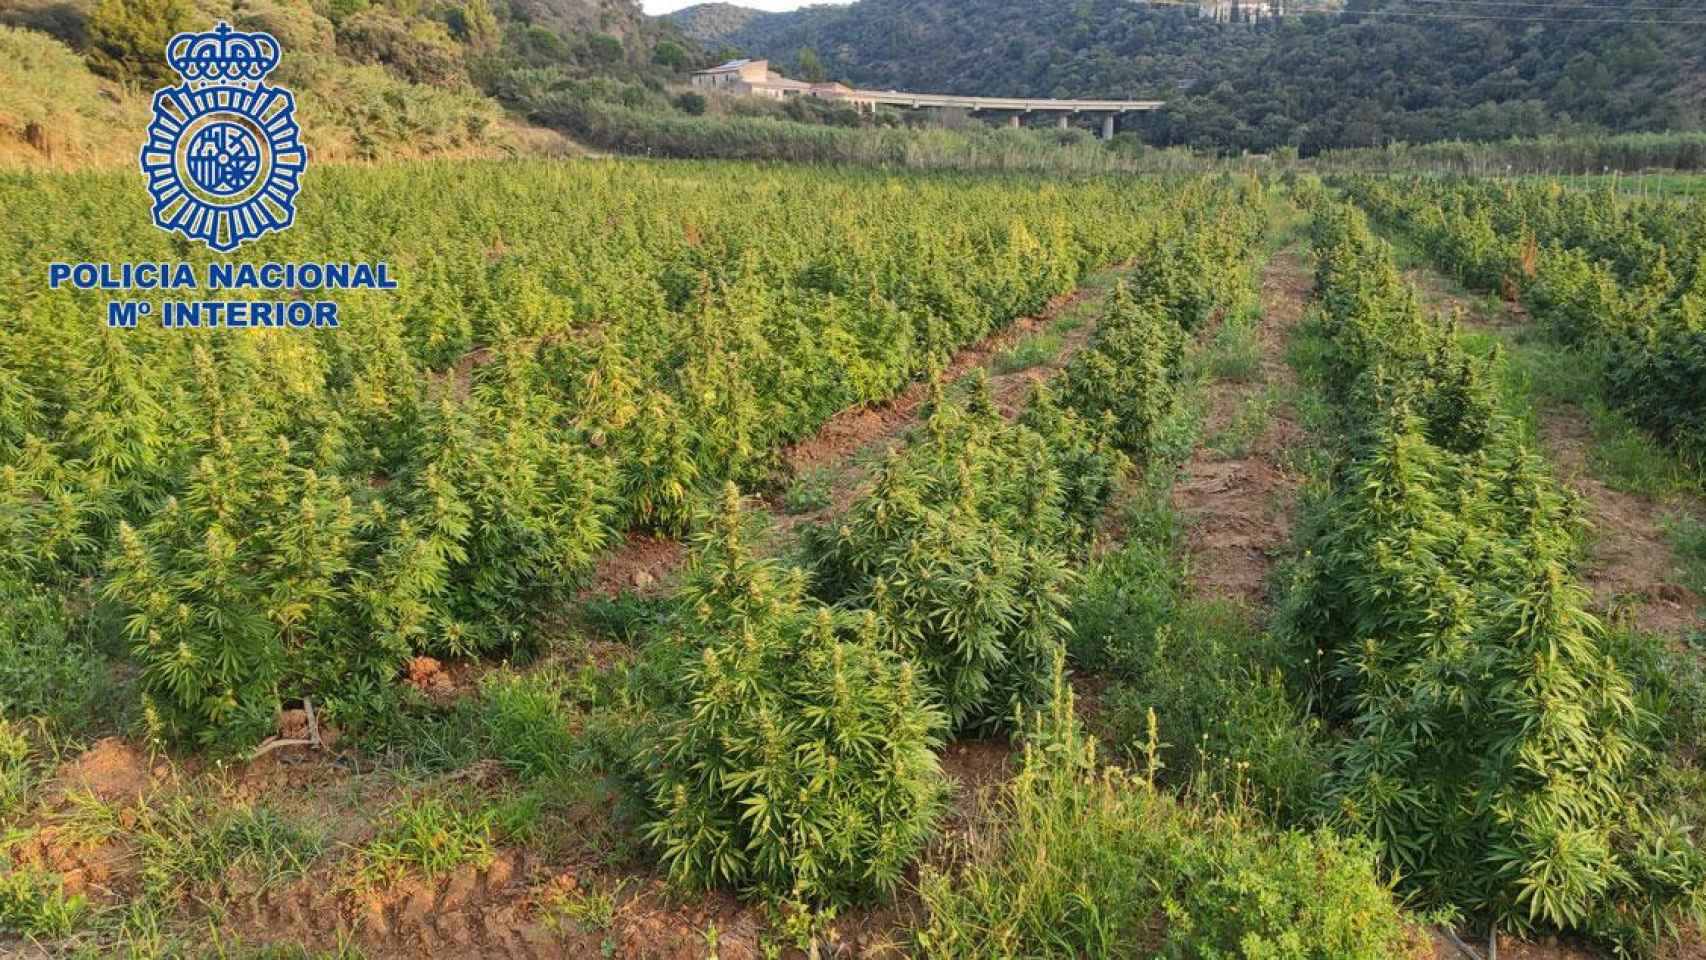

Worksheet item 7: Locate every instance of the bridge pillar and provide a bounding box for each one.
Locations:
[1102,114,1117,140]
[1057,114,1071,131]
[1008,114,1022,129]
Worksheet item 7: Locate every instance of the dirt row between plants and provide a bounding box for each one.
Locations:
[1405,270,1701,639]
[1540,413,1701,636]
[1170,245,1309,613]
[583,266,1128,601]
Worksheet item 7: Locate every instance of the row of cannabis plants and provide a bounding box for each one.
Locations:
[1279,197,1706,952]
[1340,174,1706,473]
[614,179,1268,899]
[0,160,1211,752]
[581,188,1429,956]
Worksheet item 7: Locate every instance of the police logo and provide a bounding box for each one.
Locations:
[139,23,307,253]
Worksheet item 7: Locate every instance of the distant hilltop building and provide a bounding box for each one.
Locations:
[691,59,878,113]
[1198,0,1278,20]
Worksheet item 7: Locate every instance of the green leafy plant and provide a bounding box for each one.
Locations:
[478,671,579,782]
[0,861,87,940]
[780,467,834,515]
[359,794,496,885]
[809,381,1086,731]
[914,668,1418,960]
[1060,281,1184,456]
[639,486,948,907]
[1285,199,1706,949]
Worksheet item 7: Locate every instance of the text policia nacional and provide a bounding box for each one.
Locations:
[48,261,399,330]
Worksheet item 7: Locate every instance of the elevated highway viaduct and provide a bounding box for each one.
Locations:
[851,90,1165,138]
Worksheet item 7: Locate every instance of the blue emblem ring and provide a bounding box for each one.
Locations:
[139,24,306,253]
[175,113,272,203]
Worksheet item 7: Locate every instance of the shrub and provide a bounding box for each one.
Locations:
[673,91,707,116]
[914,681,1420,959]
[0,577,109,737]
[653,40,689,71]
[103,434,368,752]
[639,487,948,906]
[85,0,193,85]
[233,1,336,55]
[406,391,617,655]
[336,8,464,87]
[585,34,624,65]
[0,25,151,168]
[1603,328,1706,470]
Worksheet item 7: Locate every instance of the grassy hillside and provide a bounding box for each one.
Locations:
[670,0,1706,155]
[0,0,711,168]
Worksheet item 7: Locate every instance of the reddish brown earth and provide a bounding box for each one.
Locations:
[1171,248,1309,612]
[55,737,152,803]
[1541,410,1701,636]
[580,531,685,601]
[1402,268,1527,335]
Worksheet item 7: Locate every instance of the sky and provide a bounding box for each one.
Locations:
[641,1,847,14]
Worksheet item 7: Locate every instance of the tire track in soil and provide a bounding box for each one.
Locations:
[1170,246,1309,612]
[1405,269,1702,638]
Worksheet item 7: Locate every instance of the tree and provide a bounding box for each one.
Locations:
[86,0,194,86]
[674,91,708,116]
[796,47,826,83]
[448,0,499,51]
[586,33,624,65]
[653,39,689,71]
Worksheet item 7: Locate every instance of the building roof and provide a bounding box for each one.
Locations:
[697,58,763,75]
[761,72,812,90]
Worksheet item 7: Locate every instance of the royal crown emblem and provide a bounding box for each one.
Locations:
[139,23,307,252]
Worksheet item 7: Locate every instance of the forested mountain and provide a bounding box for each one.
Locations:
[669,0,1706,154]
[666,1,767,46]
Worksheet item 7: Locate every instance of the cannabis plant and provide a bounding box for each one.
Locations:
[641,486,948,906]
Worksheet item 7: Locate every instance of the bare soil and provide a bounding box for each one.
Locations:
[1171,248,1309,612]
[54,737,152,803]
[1402,268,1527,334]
[1540,409,1700,635]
